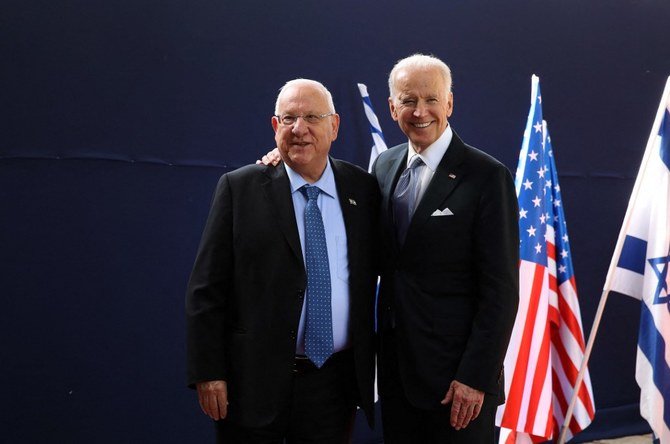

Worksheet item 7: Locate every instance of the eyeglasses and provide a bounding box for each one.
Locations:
[275,113,334,126]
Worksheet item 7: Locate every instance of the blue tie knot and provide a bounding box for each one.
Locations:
[408,155,424,170]
[301,185,321,201]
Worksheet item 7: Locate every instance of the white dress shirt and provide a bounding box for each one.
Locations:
[404,125,453,212]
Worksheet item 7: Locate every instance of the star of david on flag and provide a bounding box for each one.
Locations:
[649,251,670,308]
[604,76,670,443]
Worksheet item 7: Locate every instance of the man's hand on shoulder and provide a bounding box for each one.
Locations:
[196,380,229,421]
[440,380,484,430]
[255,148,281,166]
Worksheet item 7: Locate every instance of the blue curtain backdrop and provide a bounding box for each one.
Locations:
[2,1,670,442]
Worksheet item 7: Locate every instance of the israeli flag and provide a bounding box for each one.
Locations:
[357,83,388,172]
[605,76,670,442]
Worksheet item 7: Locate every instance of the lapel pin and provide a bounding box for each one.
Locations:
[448,173,456,179]
[348,198,357,206]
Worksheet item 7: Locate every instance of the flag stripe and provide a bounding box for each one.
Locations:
[638,302,670,429]
[551,369,568,431]
[361,96,385,137]
[558,278,586,348]
[502,263,546,427]
[357,83,388,172]
[660,109,670,167]
[525,319,552,429]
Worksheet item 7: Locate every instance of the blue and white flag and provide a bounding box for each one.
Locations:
[357,83,388,172]
[604,76,670,442]
[358,83,387,403]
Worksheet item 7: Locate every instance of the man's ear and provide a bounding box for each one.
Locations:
[446,92,454,118]
[271,115,280,133]
[330,113,341,141]
[388,98,399,121]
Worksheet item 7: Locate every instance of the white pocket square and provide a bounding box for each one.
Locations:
[431,208,454,216]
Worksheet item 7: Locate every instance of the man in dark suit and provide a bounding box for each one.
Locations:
[186,79,379,443]
[372,54,519,443]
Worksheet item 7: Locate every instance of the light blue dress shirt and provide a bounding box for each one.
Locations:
[284,161,351,355]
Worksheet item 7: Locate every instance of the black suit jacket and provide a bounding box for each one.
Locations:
[372,131,519,410]
[186,158,380,427]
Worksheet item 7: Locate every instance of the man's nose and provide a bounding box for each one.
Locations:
[291,118,309,135]
[413,102,427,117]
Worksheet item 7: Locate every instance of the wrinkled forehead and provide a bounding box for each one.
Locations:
[276,85,330,113]
[393,67,449,98]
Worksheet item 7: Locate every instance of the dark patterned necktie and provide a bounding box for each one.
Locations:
[392,156,424,244]
[300,185,333,368]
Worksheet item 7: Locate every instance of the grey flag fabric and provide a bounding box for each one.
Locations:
[392,156,425,244]
[300,185,334,368]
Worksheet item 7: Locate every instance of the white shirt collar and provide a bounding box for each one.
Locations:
[406,125,453,172]
[284,160,336,198]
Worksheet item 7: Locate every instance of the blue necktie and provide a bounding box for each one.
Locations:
[393,156,425,244]
[300,185,333,368]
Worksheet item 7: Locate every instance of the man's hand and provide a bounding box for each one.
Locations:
[196,380,228,421]
[440,380,485,430]
[255,148,281,166]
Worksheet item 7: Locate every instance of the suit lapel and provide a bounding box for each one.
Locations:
[382,145,409,217]
[405,132,466,244]
[331,158,361,269]
[383,145,409,254]
[261,164,303,264]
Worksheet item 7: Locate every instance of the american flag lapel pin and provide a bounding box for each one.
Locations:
[348,198,357,206]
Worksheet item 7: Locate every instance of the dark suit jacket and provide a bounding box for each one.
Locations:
[186,158,379,428]
[372,130,519,410]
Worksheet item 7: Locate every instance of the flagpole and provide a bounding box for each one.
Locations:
[558,76,670,444]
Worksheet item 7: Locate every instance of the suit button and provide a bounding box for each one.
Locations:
[290,330,296,340]
[297,289,305,299]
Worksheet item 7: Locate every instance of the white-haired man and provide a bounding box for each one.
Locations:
[187,79,379,443]
[372,54,519,443]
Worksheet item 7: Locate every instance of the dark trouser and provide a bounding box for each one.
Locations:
[379,330,497,444]
[216,349,357,444]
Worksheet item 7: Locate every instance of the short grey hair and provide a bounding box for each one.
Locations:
[388,54,452,98]
[274,78,336,115]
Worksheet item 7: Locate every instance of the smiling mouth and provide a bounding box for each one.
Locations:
[412,122,432,128]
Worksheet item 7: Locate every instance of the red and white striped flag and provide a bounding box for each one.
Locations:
[496,76,595,442]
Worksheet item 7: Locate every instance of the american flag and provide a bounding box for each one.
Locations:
[496,75,595,442]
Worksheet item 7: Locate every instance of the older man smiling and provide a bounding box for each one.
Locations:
[372,54,519,443]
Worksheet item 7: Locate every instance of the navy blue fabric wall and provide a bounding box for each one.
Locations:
[2,1,670,442]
